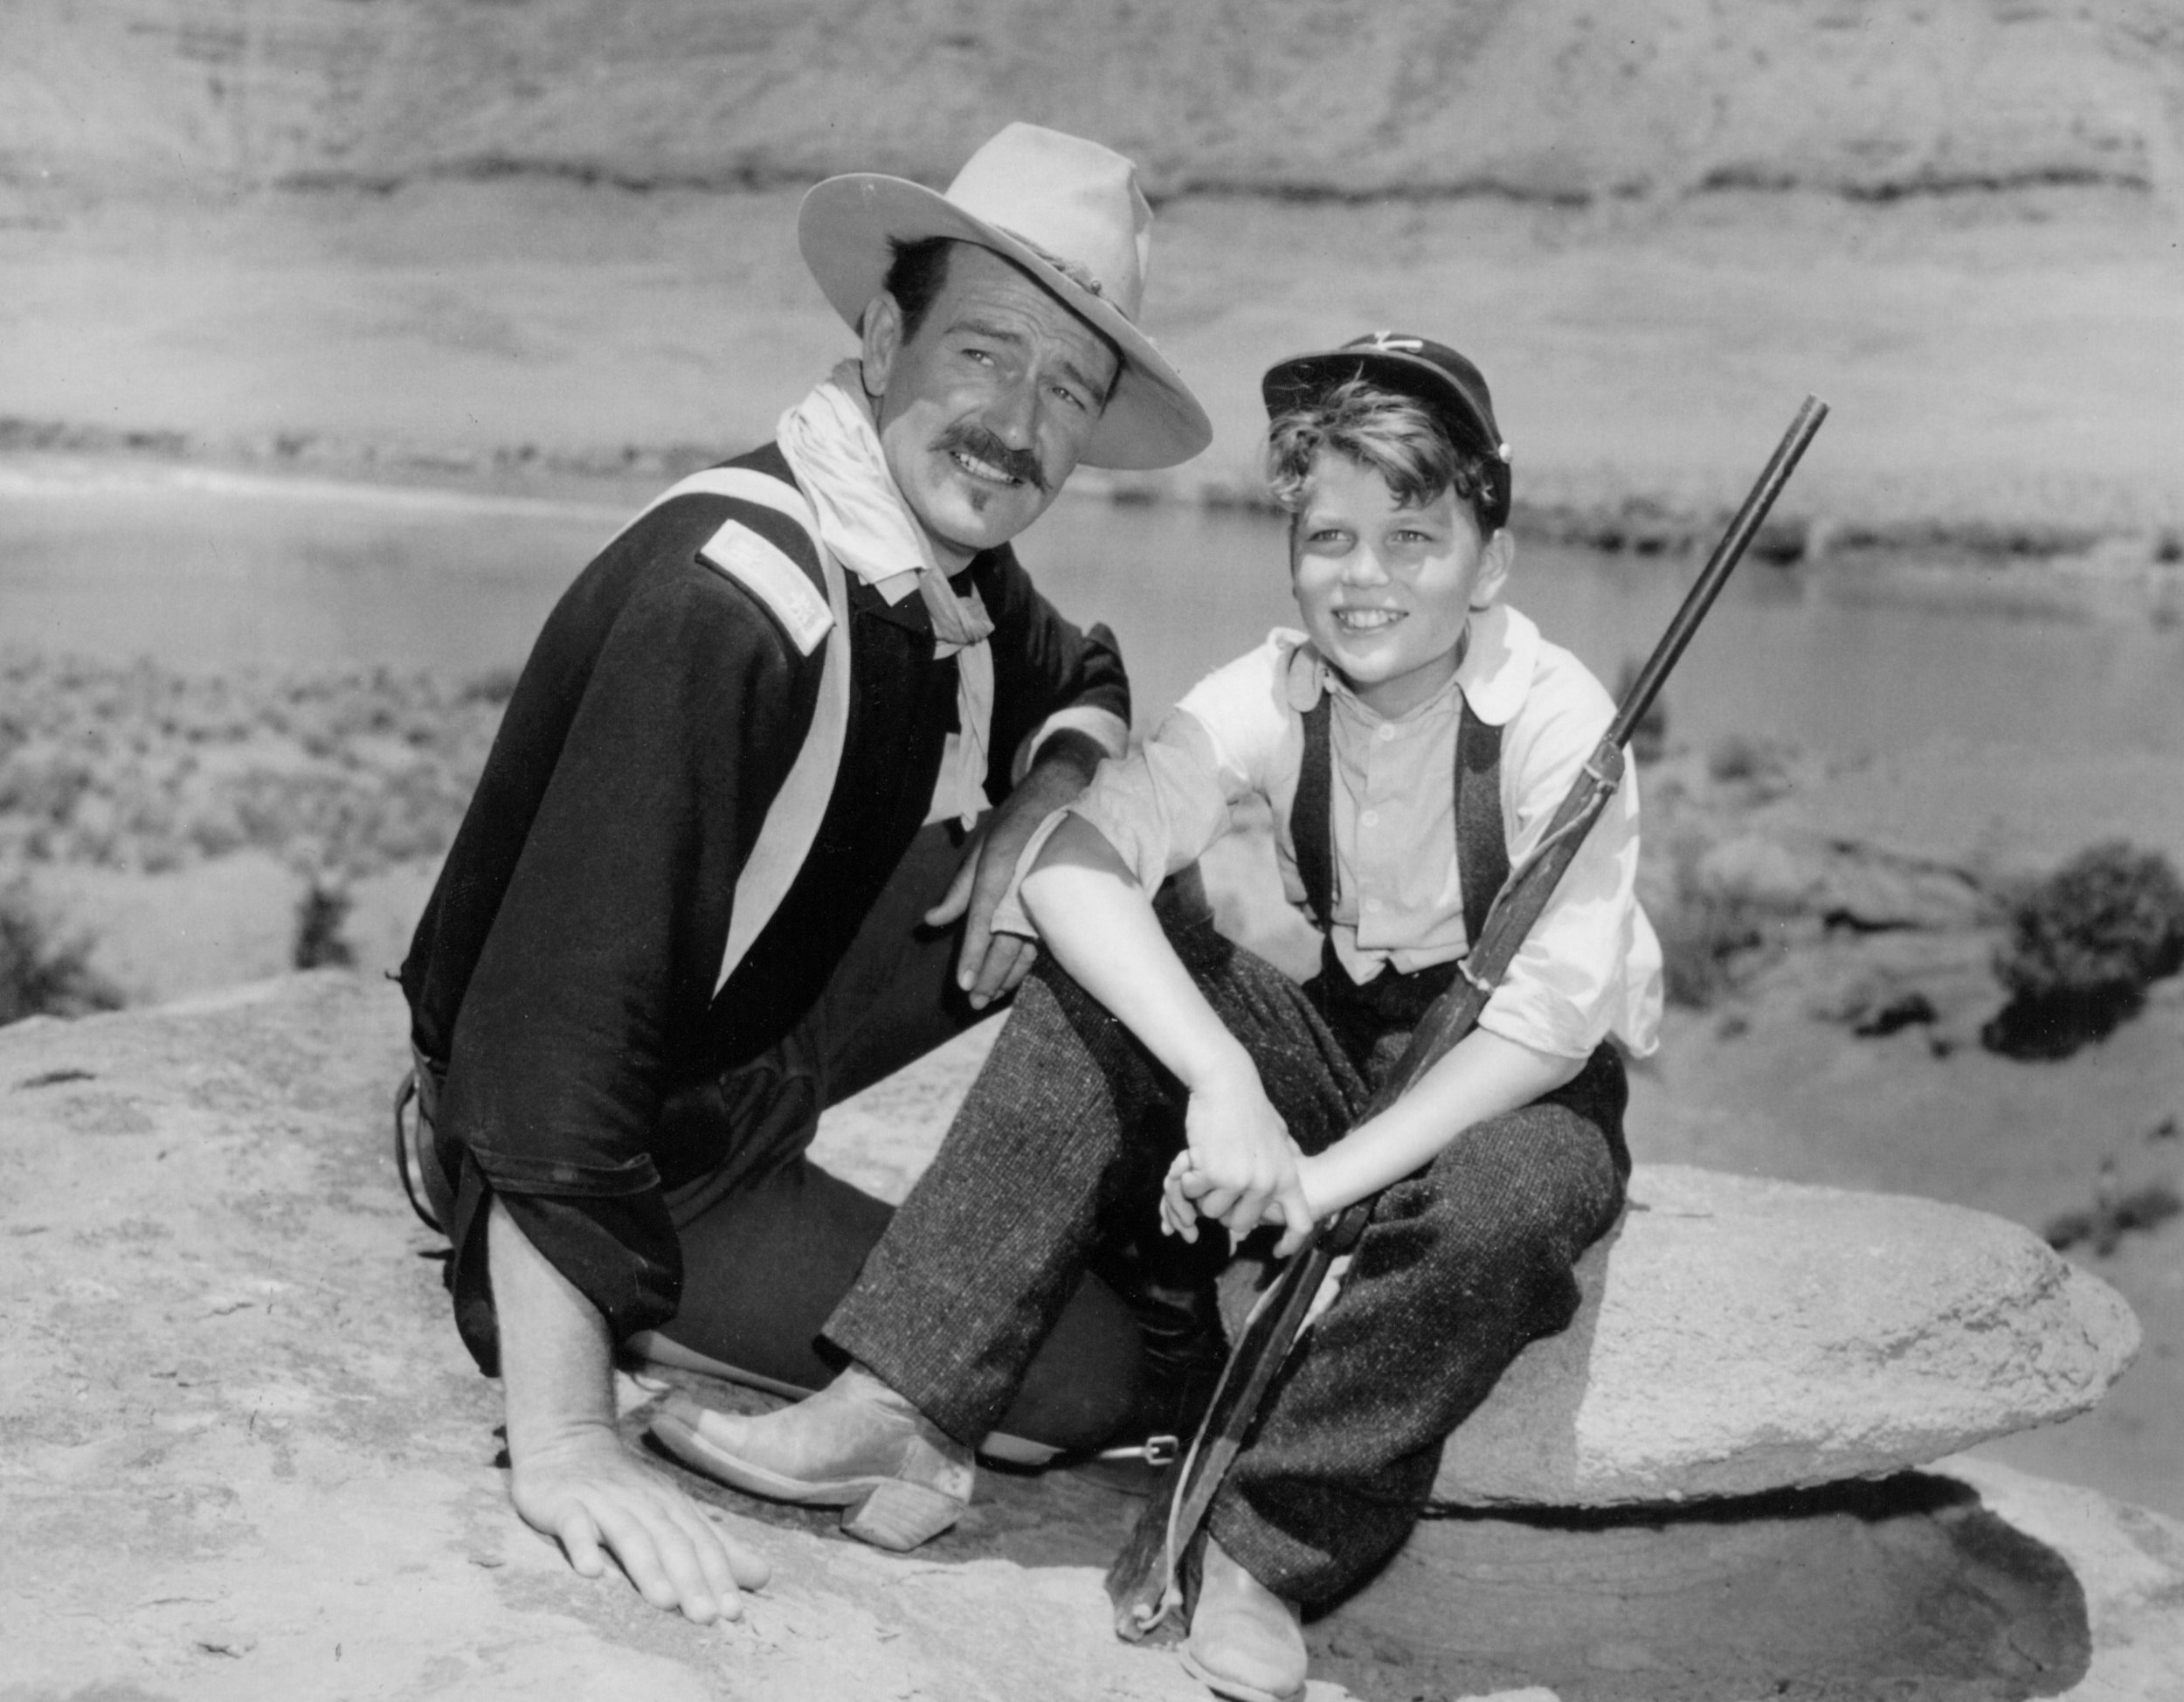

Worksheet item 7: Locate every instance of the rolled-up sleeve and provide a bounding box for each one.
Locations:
[988,635,1301,939]
[1476,659,1662,1061]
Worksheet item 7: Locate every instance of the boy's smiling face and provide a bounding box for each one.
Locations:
[1290,450,1512,719]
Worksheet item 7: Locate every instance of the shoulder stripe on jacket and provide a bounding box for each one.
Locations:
[618,467,835,655]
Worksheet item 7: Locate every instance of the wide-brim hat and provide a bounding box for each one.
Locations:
[799,123,1213,472]
[1261,332,1513,528]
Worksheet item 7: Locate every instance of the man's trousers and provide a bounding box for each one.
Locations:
[829,913,1629,1607]
[647,819,1142,1451]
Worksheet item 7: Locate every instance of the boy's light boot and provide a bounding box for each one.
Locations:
[1180,1536,1308,1702]
[648,1364,973,1551]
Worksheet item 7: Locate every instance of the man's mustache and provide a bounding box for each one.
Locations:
[934,424,1047,494]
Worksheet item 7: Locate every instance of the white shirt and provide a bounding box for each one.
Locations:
[1002,603,1662,1061]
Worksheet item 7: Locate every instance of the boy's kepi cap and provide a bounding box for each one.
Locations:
[1261,331,1513,528]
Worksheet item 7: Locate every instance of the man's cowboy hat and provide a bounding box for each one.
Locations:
[799,123,1213,472]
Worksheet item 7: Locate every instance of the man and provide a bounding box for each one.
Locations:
[396,122,1211,1624]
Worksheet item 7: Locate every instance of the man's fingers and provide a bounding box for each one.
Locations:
[717,1523,773,1593]
[674,1506,747,1622]
[653,1515,736,1624]
[681,1499,772,1605]
[586,1500,687,1616]
[967,934,1035,1009]
[922,842,979,930]
[994,937,1038,999]
[558,1508,607,1579]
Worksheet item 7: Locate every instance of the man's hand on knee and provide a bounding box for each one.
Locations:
[925,732,1106,1009]
[509,1420,771,1623]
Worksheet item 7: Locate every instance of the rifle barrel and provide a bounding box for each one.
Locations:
[1606,395,1828,751]
[1106,393,1831,1636]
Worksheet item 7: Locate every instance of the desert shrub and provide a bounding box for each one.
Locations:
[1704,733,1797,799]
[292,881,357,970]
[1984,841,2184,1057]
[0,884,123,1025]
[1650,841,1780,1010]
[2042,1177,2183,1257]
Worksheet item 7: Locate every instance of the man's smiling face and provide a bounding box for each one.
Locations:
[861,243,1119,570]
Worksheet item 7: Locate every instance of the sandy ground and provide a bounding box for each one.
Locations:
[6,970,2183,1702]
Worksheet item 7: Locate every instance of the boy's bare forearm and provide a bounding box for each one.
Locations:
[1020,818,1254,1092]
[1298,1028,1584,1218]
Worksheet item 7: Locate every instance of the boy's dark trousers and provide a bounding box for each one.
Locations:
[829,912,1630,1608]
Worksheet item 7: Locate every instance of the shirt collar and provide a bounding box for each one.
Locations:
[1282,603,1539,725]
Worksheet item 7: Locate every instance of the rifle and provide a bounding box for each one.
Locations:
[1106,395,1830,1639]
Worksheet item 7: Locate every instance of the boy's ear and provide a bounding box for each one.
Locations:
[1470,528,1515,610]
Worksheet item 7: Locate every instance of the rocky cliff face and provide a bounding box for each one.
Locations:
[9,0,2182,205]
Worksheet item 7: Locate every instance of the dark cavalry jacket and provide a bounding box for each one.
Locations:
[397,443,1129,1373]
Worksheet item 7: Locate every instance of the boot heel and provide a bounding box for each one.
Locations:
[841,1478,963,1551]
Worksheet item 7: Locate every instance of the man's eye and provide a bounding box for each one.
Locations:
[1049,383,1088,412]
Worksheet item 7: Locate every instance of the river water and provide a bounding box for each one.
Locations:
[3,461,2178,764]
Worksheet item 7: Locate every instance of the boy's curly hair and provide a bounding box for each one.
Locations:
[1265,377,1503,531]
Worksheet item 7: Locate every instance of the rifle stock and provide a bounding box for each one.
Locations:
[1106,396,1828,1640]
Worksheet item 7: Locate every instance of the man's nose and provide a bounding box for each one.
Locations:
[981,371,1039,448]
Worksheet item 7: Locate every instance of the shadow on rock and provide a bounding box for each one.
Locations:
[1313,1471,2090,1701]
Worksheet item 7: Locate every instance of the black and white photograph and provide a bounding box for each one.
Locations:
[3,4,2180,1697]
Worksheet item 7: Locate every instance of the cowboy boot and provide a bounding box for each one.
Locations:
[648,1364,973,1551]
[1180,1536,1308,1702]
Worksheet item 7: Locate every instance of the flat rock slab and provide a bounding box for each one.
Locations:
[1437,1166,2139,1506]
[3,972,2177,1701]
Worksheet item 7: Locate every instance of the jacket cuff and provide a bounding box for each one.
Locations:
[1010,706,1128,785]
[445,1158,681,1377]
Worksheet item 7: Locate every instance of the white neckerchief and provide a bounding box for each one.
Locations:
[777,363,996,828]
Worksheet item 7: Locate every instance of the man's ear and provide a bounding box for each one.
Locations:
[1471,528,1515,610]
[860,292,904,399]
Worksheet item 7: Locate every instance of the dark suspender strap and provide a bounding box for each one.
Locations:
[1294,688,1505,943]
[1453,701,1508,946]
[1290,695,1335,931]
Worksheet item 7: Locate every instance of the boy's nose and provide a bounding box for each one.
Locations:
[1341,547,1392,585]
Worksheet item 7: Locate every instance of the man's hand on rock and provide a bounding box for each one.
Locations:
[488,1201,768,1623]
[509,1421,771,1624]
[924,730,1108,1009]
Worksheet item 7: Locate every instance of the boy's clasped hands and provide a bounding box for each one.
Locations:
[1164,1055,1323,1257]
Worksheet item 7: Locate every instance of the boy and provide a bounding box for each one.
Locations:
[653,333,1662,1702]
